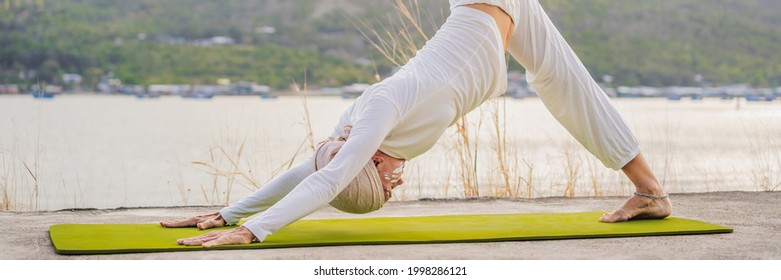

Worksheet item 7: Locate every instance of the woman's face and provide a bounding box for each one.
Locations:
[372,151,405,201]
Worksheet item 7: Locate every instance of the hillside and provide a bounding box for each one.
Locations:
[544,0,781,87]
[1,0,779,89]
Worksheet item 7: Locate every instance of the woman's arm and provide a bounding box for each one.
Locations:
[241,95,401,242]
[160,156,316,229]
[166,97,363,228]
[176,94,401,246]
[218,156,316,225]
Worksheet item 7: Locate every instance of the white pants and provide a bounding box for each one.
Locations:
[452,0,640,169]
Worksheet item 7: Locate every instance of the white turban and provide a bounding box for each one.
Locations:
[313,125,386,214]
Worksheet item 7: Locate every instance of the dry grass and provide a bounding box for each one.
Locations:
[0,147,41,211]
[0,95,46,211]
[350,0,433,68]
[520,159,535,198]
[187,117,268,205]
[453,115,480,197]
[283,79,317,169]
[189,124,261,205]
[21,155,40,209]
[186,76,318,206]
[562,144,581,197]
[746,122,781,192]
[1,153,13,211]
[586,157,603,197]
[489,97,516,197]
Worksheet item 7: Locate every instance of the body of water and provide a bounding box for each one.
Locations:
[1,94,779,211]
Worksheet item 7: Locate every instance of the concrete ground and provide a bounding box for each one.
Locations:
[1,191,779,259]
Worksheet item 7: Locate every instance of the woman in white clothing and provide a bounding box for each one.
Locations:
[161,0,672,248]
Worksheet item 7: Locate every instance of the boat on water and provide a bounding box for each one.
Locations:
[31,85,62,99]
[182,85,216,99]
[183,90,215,99]
[135,92,161,99]
[260,93,278,99]
[32,90,55,98]
[745,95,775,102]
[341,83,370,99]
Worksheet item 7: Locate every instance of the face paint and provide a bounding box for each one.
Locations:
[384,162,405,186]
[392,164,404,175]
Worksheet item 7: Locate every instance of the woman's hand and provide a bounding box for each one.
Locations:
[160,212,226,230]
[177,226,256,248]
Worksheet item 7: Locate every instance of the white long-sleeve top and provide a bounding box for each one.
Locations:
[221,7,506,241]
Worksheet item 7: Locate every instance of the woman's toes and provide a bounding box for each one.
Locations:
[599,208,630,223]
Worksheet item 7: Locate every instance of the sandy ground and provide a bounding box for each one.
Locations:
[0,191,779,260]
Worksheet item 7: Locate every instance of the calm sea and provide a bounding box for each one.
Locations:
[1,94,779,210]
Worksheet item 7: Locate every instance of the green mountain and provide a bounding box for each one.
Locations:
[544,0,781,87]
[1,0,779,89]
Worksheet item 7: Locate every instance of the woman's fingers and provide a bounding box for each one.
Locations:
[178,230,225,246]
[168,213,237,247]
[161,212,222,228]
[177,233,210,246]
[177,230,222,244]
[160,216,199,228]
[202,235,238,248]
[196,217,225,230]
[176,227,255,248]
[202,228,255,248]
[196,219,225,230]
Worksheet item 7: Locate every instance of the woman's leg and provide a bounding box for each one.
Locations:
[507,0,640,169]
[506,0,671,221]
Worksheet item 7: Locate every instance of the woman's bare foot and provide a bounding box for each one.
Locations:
[160,212,226,230]
[603,153,673,222]
[177,226,256,248]
[599,193,672,223]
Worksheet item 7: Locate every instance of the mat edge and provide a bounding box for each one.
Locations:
[53,228,733,255]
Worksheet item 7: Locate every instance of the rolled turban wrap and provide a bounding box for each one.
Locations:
[314,125,386,214]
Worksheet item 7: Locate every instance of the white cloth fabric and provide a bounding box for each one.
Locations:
[222,1,640,241]
[451,0,640,168]
[221,7,505,241]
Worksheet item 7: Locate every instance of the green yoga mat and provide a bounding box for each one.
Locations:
[49,212,732,255]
